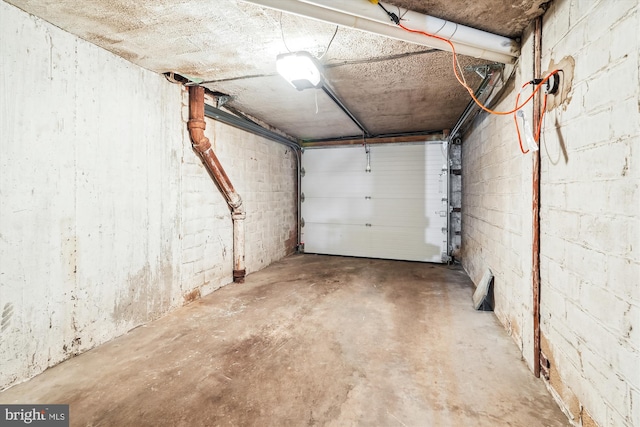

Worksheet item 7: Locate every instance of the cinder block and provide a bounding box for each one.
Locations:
[541,321,582,374]
[585,0,637,44]
[610,13,639,62]
[567,109,613,152]
[581,348,630,420]
[581,30,612,78]
[556,20,587,67]
[182,234,195,250]
[616,341,640,391]
[605,255,640,303]
[610,99,640,142]
[580,283,629,334]
[583,60,636,112]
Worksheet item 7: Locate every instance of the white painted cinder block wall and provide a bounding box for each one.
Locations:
[462,0,639,426]
[461,28,537,365]
[0,2,297,390]
[181,113,297,298]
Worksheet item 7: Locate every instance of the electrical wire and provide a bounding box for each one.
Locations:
[279,12,292,53]
[451,24,468,87]
[514,82,532,154]
[375,4,559,116]
[319,26,339,59]
[397,21,560,116]
[378,2,400,24]
[542,109,566,165]
[378,7,563,155]
[396,5,409,22]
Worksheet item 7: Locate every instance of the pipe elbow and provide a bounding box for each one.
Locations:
[187,119,211,152]
[229,194,244,214]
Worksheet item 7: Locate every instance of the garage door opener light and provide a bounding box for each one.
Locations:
[276,51,323,91]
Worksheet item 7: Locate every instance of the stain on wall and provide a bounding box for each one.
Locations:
[0,1,178,389]
[1,303,14,333]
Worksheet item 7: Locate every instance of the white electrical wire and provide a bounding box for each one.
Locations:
[315,90,319,114]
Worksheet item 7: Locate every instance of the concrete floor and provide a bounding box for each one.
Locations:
[1,255,569,426]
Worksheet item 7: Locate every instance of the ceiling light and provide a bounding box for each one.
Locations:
[276,51,323,91]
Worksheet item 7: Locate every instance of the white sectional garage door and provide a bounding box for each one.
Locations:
[301,142,447,263]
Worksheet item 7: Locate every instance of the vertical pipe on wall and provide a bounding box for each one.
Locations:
[188,86,246,283]
[296,149,303,252]
[532,16,543,378]
[232,211,247,282]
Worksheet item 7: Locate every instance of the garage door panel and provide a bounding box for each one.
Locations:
[368,226,442,262]
[367,198,434,226]
[303,197,373,224]
[302,223,371,257]
[363,179,427,198]
[303,197,443,226]
[303,147,367,173]
[303,173,371,198]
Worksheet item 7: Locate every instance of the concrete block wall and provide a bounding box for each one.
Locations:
[179,119,233,298]
[538,1,639,426]
[461,29,537,365]
[462,0,639,426]
[223,128,297,272]
[0,2,297,391]
[180,111,297,297]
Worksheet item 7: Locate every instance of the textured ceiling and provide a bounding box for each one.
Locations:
[389,0,546,38]
[5,0,545,141]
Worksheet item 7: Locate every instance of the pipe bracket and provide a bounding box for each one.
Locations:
[229,199,245,214]
[232,211,246,221]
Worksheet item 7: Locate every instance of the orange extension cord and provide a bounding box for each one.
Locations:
[397,22,559,153]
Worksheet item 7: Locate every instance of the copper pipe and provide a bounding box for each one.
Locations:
[532,16,543,378]
[188,86,246,283]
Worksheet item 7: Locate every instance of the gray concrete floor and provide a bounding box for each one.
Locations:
[1,254,569,426]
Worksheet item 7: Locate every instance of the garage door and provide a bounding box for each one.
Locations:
[301,142,447,263]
